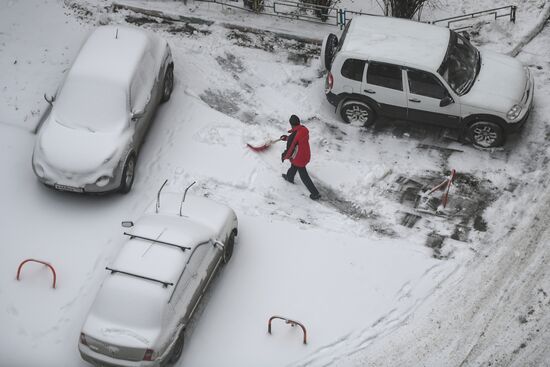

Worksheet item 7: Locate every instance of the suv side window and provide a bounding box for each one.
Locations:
[341,59,366,81]
[366,62,403,91]
[407,69,448,99]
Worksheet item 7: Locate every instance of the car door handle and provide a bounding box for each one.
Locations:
[364,89,376,94]
[409,98,421,103]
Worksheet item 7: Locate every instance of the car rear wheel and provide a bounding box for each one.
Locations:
[223,232,236,264]
[340,101,376,127]
[161,65,174,103]
[119,154,136,194]
[467,121,504,148]
[321,33,338,71]
[168,329,185,365]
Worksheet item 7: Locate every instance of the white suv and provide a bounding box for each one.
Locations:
[322,16,534,148]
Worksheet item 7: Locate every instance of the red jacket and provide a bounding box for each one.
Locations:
[283,125,311,168]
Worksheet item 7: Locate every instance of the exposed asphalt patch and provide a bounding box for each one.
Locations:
[200,89,243,117]
[226,28,320,65]
[216,52,245,76]
[124,15,211,36]
[392,171,501,247]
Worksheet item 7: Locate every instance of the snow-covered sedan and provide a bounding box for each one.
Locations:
[32,25,174,193]
[79,189,238,366]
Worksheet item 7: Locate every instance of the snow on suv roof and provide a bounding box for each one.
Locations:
[68,25,151,87]
[341,16,450,71]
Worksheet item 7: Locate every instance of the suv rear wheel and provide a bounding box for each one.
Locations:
[467,121,504,148]
[340,101,376,127]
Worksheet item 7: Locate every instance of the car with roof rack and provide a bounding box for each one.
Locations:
[78,183,238,366]
[32,25,174,193]
[321,15,534,148]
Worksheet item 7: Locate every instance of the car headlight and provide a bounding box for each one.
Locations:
[507,104,522,121]
[34,163,45,178]
[95,175,112,187]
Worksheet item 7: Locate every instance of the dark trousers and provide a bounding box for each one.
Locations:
[287,165,319,196]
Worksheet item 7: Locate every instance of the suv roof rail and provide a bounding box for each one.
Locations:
[105,266,174,288]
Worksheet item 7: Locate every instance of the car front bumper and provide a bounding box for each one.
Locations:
[33,160,123,194]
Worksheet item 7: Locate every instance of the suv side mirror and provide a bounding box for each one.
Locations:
[440,96,454,107]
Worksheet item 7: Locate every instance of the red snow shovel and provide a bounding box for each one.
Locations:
[247,137,283,152]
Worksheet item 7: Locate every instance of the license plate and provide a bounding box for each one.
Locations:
[54,184,84,193]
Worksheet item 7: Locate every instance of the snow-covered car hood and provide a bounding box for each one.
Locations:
[36,115,127,175]
[460,50,527,113]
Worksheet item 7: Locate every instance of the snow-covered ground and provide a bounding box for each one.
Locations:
[1,0,549,366]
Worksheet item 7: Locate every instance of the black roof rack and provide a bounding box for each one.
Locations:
[124,232,192,252]
[105,267,174,288]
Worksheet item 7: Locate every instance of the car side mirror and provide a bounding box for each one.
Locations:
[121,221,134,228]
[131,109,145,121]
[440,96,454,107]
[44,93,55,106]
[213,240,225,251]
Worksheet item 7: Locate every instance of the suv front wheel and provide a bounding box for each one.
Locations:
[340,101,376,127]
[467,121,504,148]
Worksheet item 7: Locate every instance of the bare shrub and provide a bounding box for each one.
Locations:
[376,0,432,19]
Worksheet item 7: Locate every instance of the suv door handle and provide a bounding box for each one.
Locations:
[364,89,376,94]
[409,98,421,103]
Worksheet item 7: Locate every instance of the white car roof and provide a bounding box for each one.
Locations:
[153,192,236,235]
[68,25,152,88]
[341,16,450,71]
[114,213,214,286]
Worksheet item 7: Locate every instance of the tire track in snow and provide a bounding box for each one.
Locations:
[290,262,459,367]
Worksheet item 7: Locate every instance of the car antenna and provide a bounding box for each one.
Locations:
[115,28,118,39]
[156,179,168,213]
[179,181,196,216]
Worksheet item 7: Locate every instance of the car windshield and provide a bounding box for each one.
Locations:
[55,76,127,132]
[438,32,480,96]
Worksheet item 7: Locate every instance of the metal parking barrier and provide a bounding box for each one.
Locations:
[268,315,307,344]
[425,169,456,209]
[16,259,57,289]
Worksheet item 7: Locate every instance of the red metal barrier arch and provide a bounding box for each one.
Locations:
[268,315,307,344]
[16,259,57,289]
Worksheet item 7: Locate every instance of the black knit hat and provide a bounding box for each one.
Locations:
[289,114,300,126]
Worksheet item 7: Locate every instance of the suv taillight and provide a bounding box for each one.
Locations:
[79,333,88,346]
[325,72,334,94]
[143,349,155,361]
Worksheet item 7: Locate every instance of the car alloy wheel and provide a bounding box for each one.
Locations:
[119,154,136,194]
[340,101,375,127]
[223,232,235,264]
[161,66,174,102]
[468,121,504,148]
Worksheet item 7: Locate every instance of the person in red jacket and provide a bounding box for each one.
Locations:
[281,115,321,200]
